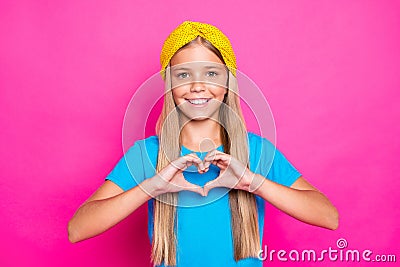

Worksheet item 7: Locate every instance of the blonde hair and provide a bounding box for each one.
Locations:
[152,38,260,266]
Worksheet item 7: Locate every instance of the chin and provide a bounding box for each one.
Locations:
[191,116,211,121]
[178,110,220,122]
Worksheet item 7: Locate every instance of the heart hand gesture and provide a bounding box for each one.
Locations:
[146,150,264,198]
[203,150,262,196]
[148,153,207,197]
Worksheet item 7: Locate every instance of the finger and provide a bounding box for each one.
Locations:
[170,157,190,171]
[196,160,206,172]
[190,185,206,197]
[203,186,210,197]
[180,179,206,196]
[203,183,219,196]
[214,162,226,169]
[203,182,213,196]
[204,150,226,169]
[209,153,231,163]
[204,149,220,162]
[204,161,211,169]
[203,178,223,195]
[205,154,231,168]
[172,153,203,171]
[185,153,206,171]
[207,158,229,170]
[204,149,225,157]
[196,166,210,175]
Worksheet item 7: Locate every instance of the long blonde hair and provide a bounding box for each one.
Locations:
[152,37,260,266]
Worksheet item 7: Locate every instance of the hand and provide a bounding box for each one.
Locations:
[146,153,207,197]
[203,150,264,195]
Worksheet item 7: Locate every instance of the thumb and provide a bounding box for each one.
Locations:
[203,179,218,196]
[180,179,206,197]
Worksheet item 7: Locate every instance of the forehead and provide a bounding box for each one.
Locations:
[170,44,224,66]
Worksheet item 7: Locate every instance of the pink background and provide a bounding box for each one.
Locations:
[1,1,399,266]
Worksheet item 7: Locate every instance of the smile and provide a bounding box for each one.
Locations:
[185,98,211,105]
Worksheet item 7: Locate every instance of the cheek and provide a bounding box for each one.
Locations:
[171,88,186,103]
[211,87,228,100]
[172,85,190,95]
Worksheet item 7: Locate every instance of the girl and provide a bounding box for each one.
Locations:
[68,21,339,267]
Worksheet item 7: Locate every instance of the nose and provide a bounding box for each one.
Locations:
[190,82,206,92]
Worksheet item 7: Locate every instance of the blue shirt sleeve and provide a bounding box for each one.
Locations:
[105,141,146,191]
[260,137,302,187]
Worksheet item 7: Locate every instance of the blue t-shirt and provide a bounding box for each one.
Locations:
[105,132,301,267]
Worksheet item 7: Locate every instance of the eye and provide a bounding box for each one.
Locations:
[206,71,218,77]
[177,72,190,79]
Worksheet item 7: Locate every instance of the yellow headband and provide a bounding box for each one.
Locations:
[160,21,237,77]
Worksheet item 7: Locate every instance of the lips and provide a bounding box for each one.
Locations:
[185,98,211,105]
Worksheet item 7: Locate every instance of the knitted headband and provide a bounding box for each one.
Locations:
[160,21,237,77]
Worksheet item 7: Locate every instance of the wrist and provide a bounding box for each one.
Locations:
[245,172,265,194]
[140,176,165,197]
[240,169,255,192]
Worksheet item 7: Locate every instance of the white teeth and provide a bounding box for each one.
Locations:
[187,99,209,105]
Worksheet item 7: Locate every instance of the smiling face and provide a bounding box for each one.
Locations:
[169,42,228,121]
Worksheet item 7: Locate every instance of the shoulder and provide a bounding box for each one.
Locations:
[136,135,159,145]
[133,135,159,151]
[247,131,262,143]
[246,131,275,173]
[124,135,159,165]
[247,131,274,149]
[134,135,159,169]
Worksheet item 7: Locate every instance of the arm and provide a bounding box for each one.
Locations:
[251,175,339,230]
[203,150,339,230]
[68,153,206,243]
[67,179,155,243]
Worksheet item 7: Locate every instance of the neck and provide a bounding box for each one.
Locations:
[179,119,222,152]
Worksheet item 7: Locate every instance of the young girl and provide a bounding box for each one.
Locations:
[68,21,338,267]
